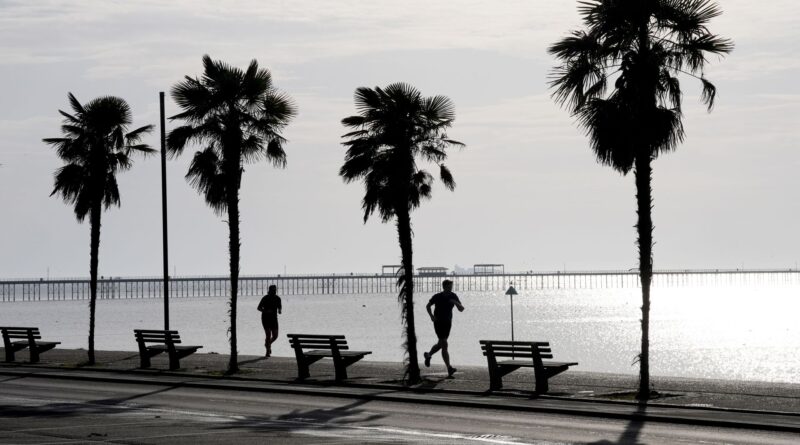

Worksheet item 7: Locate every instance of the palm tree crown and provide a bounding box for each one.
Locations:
[340,83,462,221]
[45,93,154,217]
[168,55,297,212]
[550,0,733,171]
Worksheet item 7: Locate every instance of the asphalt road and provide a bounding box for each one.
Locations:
[1,375,797,444]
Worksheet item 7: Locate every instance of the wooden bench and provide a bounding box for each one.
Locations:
[480,340,578,393]
[1,327,60,363]
[287,334,372,381]
[134,329,202,370]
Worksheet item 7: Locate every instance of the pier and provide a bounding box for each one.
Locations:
[1,269,799,302]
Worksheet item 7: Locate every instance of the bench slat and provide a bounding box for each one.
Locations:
[480,340,549,346]
[290,342,350,349]
[287,334,346,339]
[497,360,578,367]
[304,350,371,357]
[134,329,180,334]
[482,345,551,353]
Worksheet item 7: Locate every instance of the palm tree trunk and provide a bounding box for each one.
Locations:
[396,209,421,384]
[634,155,653,400]
[88,203,101,365]
[227,192,240,373]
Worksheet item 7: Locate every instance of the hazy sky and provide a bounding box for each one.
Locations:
[1,0,798,279]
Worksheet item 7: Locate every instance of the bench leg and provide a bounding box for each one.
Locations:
[29,348,39,363]
[168,353,180,371]
[140,353,152,369]
[333,362,348,381]
[533,367,550,393]
[488,366,502,390]
[297,360,310,380]
[534,376,549,394]
[4,348,14,363]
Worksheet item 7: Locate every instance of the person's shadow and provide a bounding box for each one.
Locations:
[587,402,646,444]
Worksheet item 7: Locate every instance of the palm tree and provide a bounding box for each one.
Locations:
[549,0,732,399]
[339,83,463,384]
[168,55,297,373]
[44,93,154,365]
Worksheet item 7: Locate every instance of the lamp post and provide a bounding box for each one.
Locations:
[505,283,518,357]
[159,92,170,330]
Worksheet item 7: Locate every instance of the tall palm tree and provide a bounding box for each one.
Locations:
[549,0,732,399]
[168,55,296,373]
[339,83,463,384]
[44,93,154,365]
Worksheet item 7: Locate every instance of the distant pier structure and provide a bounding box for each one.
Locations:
[1,268,799,302]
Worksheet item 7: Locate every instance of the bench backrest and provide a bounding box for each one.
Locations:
[1,327,42,340]
[287,334,349,351]
[134,329,182,345]
[480,340,552,361]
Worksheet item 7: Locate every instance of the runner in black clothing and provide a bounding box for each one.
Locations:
[424,279,464,377]
[257,285,282,357]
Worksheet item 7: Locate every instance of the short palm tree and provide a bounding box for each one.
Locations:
[549,0,732,399]
[168,55,296,373]
[44,93,153,365]
[340,83,463,384]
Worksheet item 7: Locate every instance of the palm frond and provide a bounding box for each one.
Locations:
[265,139,287,168]
[125,124,154,142]
[67,93,85,115]
[186,146,228,215]
[103,174,121,208]
[167,125,203,157]
[699,76,717,110]
[439,164,455,191]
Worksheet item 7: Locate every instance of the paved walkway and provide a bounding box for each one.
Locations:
[2,348,799,431]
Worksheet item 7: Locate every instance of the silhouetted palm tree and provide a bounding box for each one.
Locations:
[44,93,153,365]
[168,55,296,373]
[549,0,732,399]
[340,83,463,383]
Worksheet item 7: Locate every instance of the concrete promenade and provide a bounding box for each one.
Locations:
[1,348,799,433]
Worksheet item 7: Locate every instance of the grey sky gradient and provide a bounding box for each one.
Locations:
[1,0,798,278]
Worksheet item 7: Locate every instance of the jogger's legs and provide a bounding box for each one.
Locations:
[428,338,451,367]
[265,327,279,355]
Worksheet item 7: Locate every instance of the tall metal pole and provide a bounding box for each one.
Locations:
[505,283,518,359]
[159,92,170,330]
[510,293,514,343]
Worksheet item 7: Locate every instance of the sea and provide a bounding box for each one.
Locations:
[1,286,798,384]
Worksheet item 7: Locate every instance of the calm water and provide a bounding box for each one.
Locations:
[1,287,798,383]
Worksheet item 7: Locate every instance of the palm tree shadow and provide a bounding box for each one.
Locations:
[0,385,181,419]
[586,402,646,445]
[0,376,25,384]
[89,384,181,406]
[210,396,386,435]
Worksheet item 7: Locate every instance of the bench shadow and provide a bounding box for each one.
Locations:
[586,402,646,445]
[209,396,386,435]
